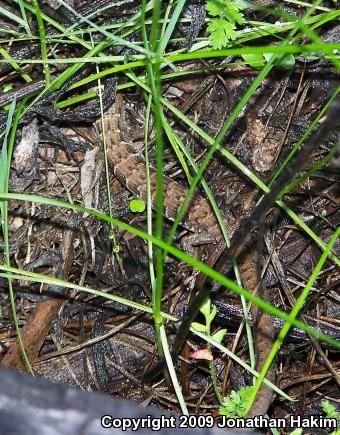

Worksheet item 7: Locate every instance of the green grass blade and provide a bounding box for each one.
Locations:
[0,98,33,372]
[32,0,50,84]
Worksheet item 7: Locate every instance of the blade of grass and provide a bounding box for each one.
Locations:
[160,325,189,414]
[32,0,50,85]
[10,42,340,65]
[168,43,340,62]
[157,0,186,55]
[143,0,167,371]
[0,5,30,31]
[0,98,33,373]
[144,96,156,293]
[95,63,122,270]
[0,47,32,83]
[17,0,31,34]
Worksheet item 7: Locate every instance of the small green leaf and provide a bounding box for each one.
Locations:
[129,198,146,213]
[200,297,212,321]
[241,53,265,69]
[207,19,236,49]
[278,53,295,70]
[212,328,227,344]
[263,53,295,70]
[2,84,13,92]
[289,429,303,435]
[192,322,208,332]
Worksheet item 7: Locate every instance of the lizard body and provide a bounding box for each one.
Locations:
[105,93,236,242]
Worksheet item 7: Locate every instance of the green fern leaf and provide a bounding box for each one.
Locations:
[219,386,255,418]
[207,19,236,49]
[224,2,245,24]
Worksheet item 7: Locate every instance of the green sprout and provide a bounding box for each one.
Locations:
[205,0,245,49]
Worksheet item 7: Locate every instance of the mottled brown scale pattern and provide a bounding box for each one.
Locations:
[105,94,232,242]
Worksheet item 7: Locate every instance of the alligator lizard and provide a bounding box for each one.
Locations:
[104,91,276,416]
